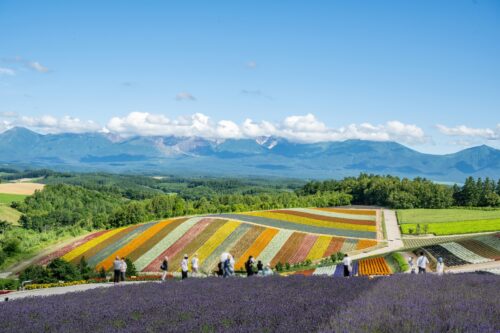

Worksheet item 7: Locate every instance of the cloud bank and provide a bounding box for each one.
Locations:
[437,124,500,140]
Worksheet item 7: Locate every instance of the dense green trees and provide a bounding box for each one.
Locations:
[298,174,499,209]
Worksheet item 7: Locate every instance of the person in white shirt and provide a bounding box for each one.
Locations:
[263,263,274,276]
[120,257,128,282]
[229,254,235,274]
[342,254,352,277]
[181,254,189,280]
[436,257,445,276]
[113,256,121,284]
[417,252,429,274]
[408,257,416,274]
[191,253,199,274]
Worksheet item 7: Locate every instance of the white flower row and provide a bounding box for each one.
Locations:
[293,208,376,221]
[134,217,204,271]
[257,230,293,264]
[476,235,500,252]
[313,265,336,276]
[441,242,493,264]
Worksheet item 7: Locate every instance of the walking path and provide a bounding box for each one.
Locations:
[1,281,151,302]
[350,209,404,260]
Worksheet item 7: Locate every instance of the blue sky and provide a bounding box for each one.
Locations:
[0,0,499,153]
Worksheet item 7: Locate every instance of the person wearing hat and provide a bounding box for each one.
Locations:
[181,254,189,280]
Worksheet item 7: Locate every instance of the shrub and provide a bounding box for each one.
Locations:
[125,258,137,277]
[47,258,82,281]
[19,265,54,284]
[0,278,19,290]
[392,252,410,273]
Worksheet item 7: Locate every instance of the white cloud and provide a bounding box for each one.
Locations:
[437,124,499,140]
[175,92,196,101]
[19,115,102,133]
[0,111,18,118]
[104,112,427,144]
[28,61,49,73]
[0,120,13,132]
[246,61,257,69]
[0,67,15,76]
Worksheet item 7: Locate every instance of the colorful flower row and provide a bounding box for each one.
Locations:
[358,257,391,276]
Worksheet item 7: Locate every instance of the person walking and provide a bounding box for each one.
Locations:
[113,256,121,284]
[160,256,169,281]
[223,255,232,278]
[436,257,445,276]
[181,254,189,280]
[408,256,416,274]
[263,263,273,276]
[257,260,264,276]
[245,256,255,277]
[120,257,127,282]
[191,254,199,275]
[342,254,352,277]
[229,254,235,275]
[417,252,429,274]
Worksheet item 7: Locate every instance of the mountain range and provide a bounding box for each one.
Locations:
[1,127,499,182]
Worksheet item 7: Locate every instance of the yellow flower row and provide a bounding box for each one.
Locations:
[192,220,241,270]
[62,226,128,262]
[247,211,376,232]
[305,235,332,261]
[24,280,88,290]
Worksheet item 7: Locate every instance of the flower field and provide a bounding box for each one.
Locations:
[2,275,498,332]
[39,208,380,274]
[215,207,378,239]
[419,234,500,267]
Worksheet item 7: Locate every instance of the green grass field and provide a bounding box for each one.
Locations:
[0,193,27,204]
[0,203,21,224]
[400,219,500,236]
[397,209,500,224]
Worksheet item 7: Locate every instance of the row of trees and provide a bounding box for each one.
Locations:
[298,174,500,209]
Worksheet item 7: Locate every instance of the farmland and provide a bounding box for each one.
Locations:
[0,182,45,195]
[0,193,27,204]
[0,204,21,224]
[37,208,380,273]
[398,209,500,235]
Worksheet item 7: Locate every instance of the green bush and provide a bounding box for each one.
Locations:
[19,265,54,284]
[0,278,19,290]
[47,258,82,281]
[392,252,410,272]
[124,258,137,277]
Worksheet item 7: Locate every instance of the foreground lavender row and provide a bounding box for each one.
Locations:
[1,275,499,333]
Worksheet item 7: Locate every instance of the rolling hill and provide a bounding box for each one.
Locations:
[38,208,381,273]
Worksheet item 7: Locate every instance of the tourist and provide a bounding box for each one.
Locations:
[113,256,121,284]
[342,254,352,277]
[417,252,429,274]
[229,254,235,274]
[216,262,224,277]
[436,257,445,276]
[263,263,274,276]
[160,256,169,281]
[223,255,232,278]
[181,254,189,280]
[257,260,264,275]
[120,257,127,282]
[408,256,416,274]
[245,256,255,276]
[191,253,199,275]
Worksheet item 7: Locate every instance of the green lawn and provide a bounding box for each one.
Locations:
[397,208,500,224]
[0,203,22,224]
[0,193,27,204]
[400,219,500,236]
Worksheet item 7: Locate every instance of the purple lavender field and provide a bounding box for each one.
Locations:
[1,275,499,333]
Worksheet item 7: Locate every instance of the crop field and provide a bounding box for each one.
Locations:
[39,208,380,273]
[402,234,485,249]
[0,203,21,224]
[398,208,500,235]
[216,207,378,239]
[400,219,500,235]
[0,182,44,195]
[0,193,27,204]
[397,208,500,224]
[420,234,500,267]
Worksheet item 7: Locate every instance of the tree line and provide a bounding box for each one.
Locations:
[298,174,500,209]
